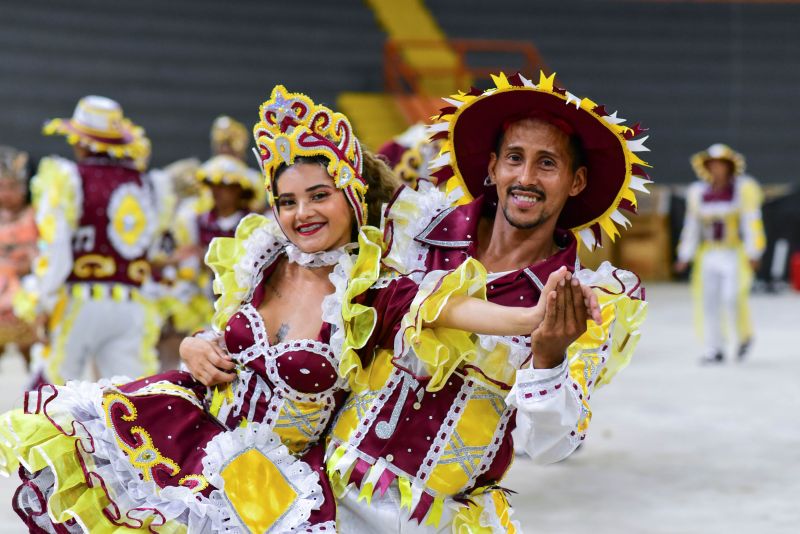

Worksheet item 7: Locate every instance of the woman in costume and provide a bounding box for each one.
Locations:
[159,155,263,339]
[0,85,589,534]
[326,72,650,532]
[675,143,766,363]
[0,146,38,363]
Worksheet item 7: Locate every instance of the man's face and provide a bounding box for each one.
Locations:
[706,159,734,187]
[488,118,586,230]
[210,183,244,212]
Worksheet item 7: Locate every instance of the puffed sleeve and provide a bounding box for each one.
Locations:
[676,182,703,263]
[13,157,83,321]
[509,262,647,464]
[738,176,766,261]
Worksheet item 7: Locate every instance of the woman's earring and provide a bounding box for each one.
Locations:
[484,175,495,186]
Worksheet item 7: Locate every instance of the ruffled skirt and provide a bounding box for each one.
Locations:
[0,371,335,533]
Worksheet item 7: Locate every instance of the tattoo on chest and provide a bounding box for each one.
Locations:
[275,323,289,343]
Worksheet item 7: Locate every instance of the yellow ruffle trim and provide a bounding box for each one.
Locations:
[0,410,185,533]
[396,258,487,392]
[452,487,518,534]
[338,226,384,392]
[205,213,274,332]
[161,294,214,334]
[12,288,38,324]
[570,288,648,391]
[32,157,82,234]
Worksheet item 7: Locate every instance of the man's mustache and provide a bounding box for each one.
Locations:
[507,185,546,199]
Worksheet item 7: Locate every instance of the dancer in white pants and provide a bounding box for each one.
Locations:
[675,143,766,363]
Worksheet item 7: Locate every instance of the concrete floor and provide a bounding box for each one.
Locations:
[0,283,797,533]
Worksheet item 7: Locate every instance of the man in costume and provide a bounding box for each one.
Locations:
[675,143,765,363]
[327,72,650,531]
[14,95,161,383]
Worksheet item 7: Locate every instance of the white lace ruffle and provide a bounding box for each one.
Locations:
[382,181,462,278]
[202,423,324,533]
[574,260,644,300]
[285,243,355,269]
[232,216,286,302]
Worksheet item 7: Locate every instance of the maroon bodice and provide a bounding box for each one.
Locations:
[213,260,347,452]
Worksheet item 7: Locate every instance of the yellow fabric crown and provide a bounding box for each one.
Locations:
[252,85,368,226]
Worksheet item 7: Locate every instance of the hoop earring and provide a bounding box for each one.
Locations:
[484,175,495,186]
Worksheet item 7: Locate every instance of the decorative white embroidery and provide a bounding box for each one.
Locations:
[416,378,475,483]
[202,423,323,534]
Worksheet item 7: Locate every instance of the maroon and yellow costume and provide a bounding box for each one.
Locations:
[327,72,650,532]
[13,96,161,385]
[0,86,373,533]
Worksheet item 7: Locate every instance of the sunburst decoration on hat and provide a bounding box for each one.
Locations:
[690,143,745,182]
[252,85,368,226]
[426,71,652,249]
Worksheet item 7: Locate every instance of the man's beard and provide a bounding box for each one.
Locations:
[501,185,549,230]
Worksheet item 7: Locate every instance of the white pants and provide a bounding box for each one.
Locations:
[337,483,455,533]
[46,297,158,383]
[700,248,744,354]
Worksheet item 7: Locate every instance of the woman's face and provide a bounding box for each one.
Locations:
[274,163,354,253]
[0,178,25,212]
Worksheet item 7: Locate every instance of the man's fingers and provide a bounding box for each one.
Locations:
[576,284,602,325]
[587,289,602,324]
[541,266,567,297]
[570,278,587,329]
[555,275,567,327]
[209,367,236,385]
[543,290,558,330]
[563,273,578,332]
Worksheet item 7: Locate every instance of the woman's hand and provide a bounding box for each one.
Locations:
[531,267,601,329]
[179,335,236,386]
[531,270,599,369]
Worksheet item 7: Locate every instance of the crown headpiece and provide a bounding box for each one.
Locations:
[253,86,368,226]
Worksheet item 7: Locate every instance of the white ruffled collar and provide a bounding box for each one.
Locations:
[284,242,357,268]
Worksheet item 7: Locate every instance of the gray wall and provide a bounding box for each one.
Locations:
[0,0,386,168]
[3,0,799,185]
[427,0,800,185]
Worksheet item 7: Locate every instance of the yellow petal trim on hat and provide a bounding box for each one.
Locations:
[43,117,151,171]
[690,143,746,181]
[196,155,261,194]
[430,70,652,250]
